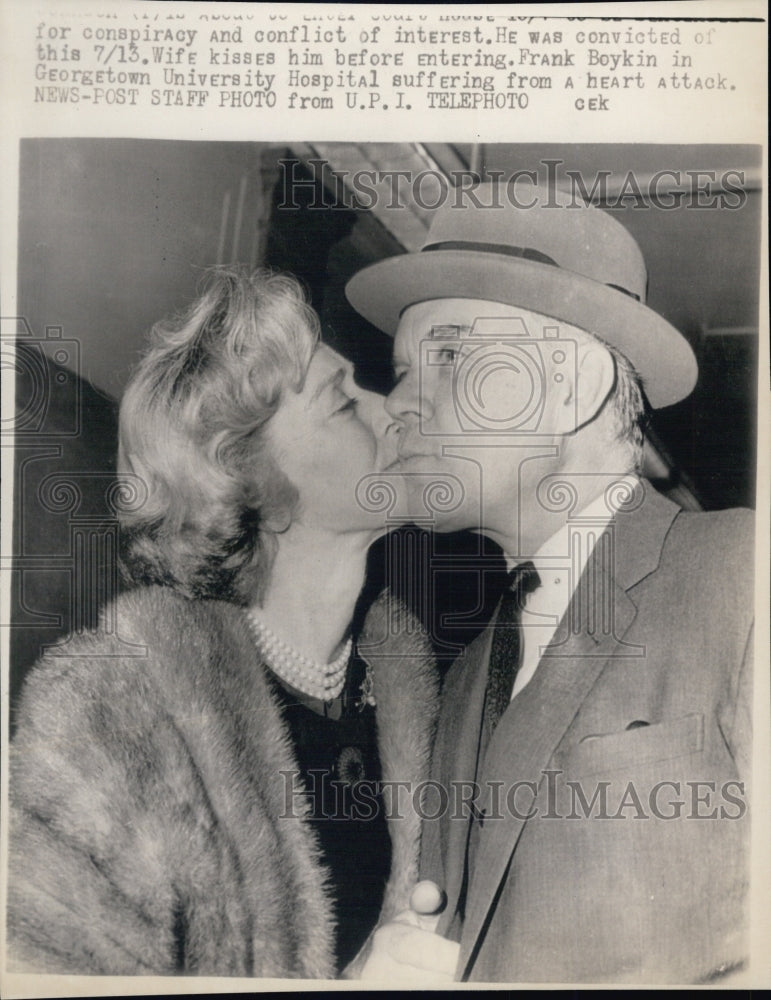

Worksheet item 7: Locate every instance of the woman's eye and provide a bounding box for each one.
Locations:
[438,346,459,364]
[335,396,358,414]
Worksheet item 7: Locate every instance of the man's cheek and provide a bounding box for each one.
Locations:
[437,396,465,435]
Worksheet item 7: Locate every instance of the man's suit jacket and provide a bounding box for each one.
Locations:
[420,482,754,984]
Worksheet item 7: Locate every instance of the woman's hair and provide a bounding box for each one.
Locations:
[117,266,319,603]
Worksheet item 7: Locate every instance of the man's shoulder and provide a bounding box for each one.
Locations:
[629,482,753,569]
[641,502,756,634]
[665,504,755,571]
[671,503,754,535]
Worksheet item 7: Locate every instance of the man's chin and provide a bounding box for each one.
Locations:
[379,455,440,481]
[381,457,407,474]
[392,453,443,473]
[389,472,471,531]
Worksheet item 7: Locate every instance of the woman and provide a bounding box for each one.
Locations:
[7,267,438,979]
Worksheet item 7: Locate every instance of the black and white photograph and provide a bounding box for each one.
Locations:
[1,3,768,995]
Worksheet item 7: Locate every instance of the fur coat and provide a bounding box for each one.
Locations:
[7,585,438,979]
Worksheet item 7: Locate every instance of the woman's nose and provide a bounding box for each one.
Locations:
[384,382,404,421]
[386,370,429,423]
[360,386,399,439]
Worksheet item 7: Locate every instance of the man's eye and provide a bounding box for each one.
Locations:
[437,346,459,364]
[393,368,408,384]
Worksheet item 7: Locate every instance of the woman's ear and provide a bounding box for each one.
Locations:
[553,340,615,434]
[261,510,293,534]
[257,486,297,535]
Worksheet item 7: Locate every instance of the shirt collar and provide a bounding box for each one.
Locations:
[503,474,641,578]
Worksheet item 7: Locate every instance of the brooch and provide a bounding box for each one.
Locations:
[337,746,366,786]
[356,661,376,710]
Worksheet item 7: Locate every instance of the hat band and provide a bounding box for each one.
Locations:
[423,239,641,302]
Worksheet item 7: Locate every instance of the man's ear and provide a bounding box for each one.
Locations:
[553,340,615,434]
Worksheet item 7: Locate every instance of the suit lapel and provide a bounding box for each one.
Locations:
[458,576,637,975]
[456,481,681,976]
[433,624,493,936]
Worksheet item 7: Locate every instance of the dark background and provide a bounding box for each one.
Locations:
[8,139,761,724]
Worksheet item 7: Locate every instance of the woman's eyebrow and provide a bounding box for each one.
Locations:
[309,367,345,407]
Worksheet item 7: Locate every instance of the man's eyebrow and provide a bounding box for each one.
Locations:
[429,324,472,338]
[309,367,345,407]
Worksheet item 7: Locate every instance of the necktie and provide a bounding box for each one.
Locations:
[484,561,541,733]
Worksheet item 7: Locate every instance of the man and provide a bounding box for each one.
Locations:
[345,182,754,984]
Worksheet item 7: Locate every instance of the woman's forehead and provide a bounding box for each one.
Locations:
[311,342,352,375]
[302,344,354,398]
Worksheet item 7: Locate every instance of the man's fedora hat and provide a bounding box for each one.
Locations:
[346,182,697,409]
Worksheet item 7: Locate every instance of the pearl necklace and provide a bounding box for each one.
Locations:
[246,612,352,702]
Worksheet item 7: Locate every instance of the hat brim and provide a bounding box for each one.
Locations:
[346,250,697,410]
